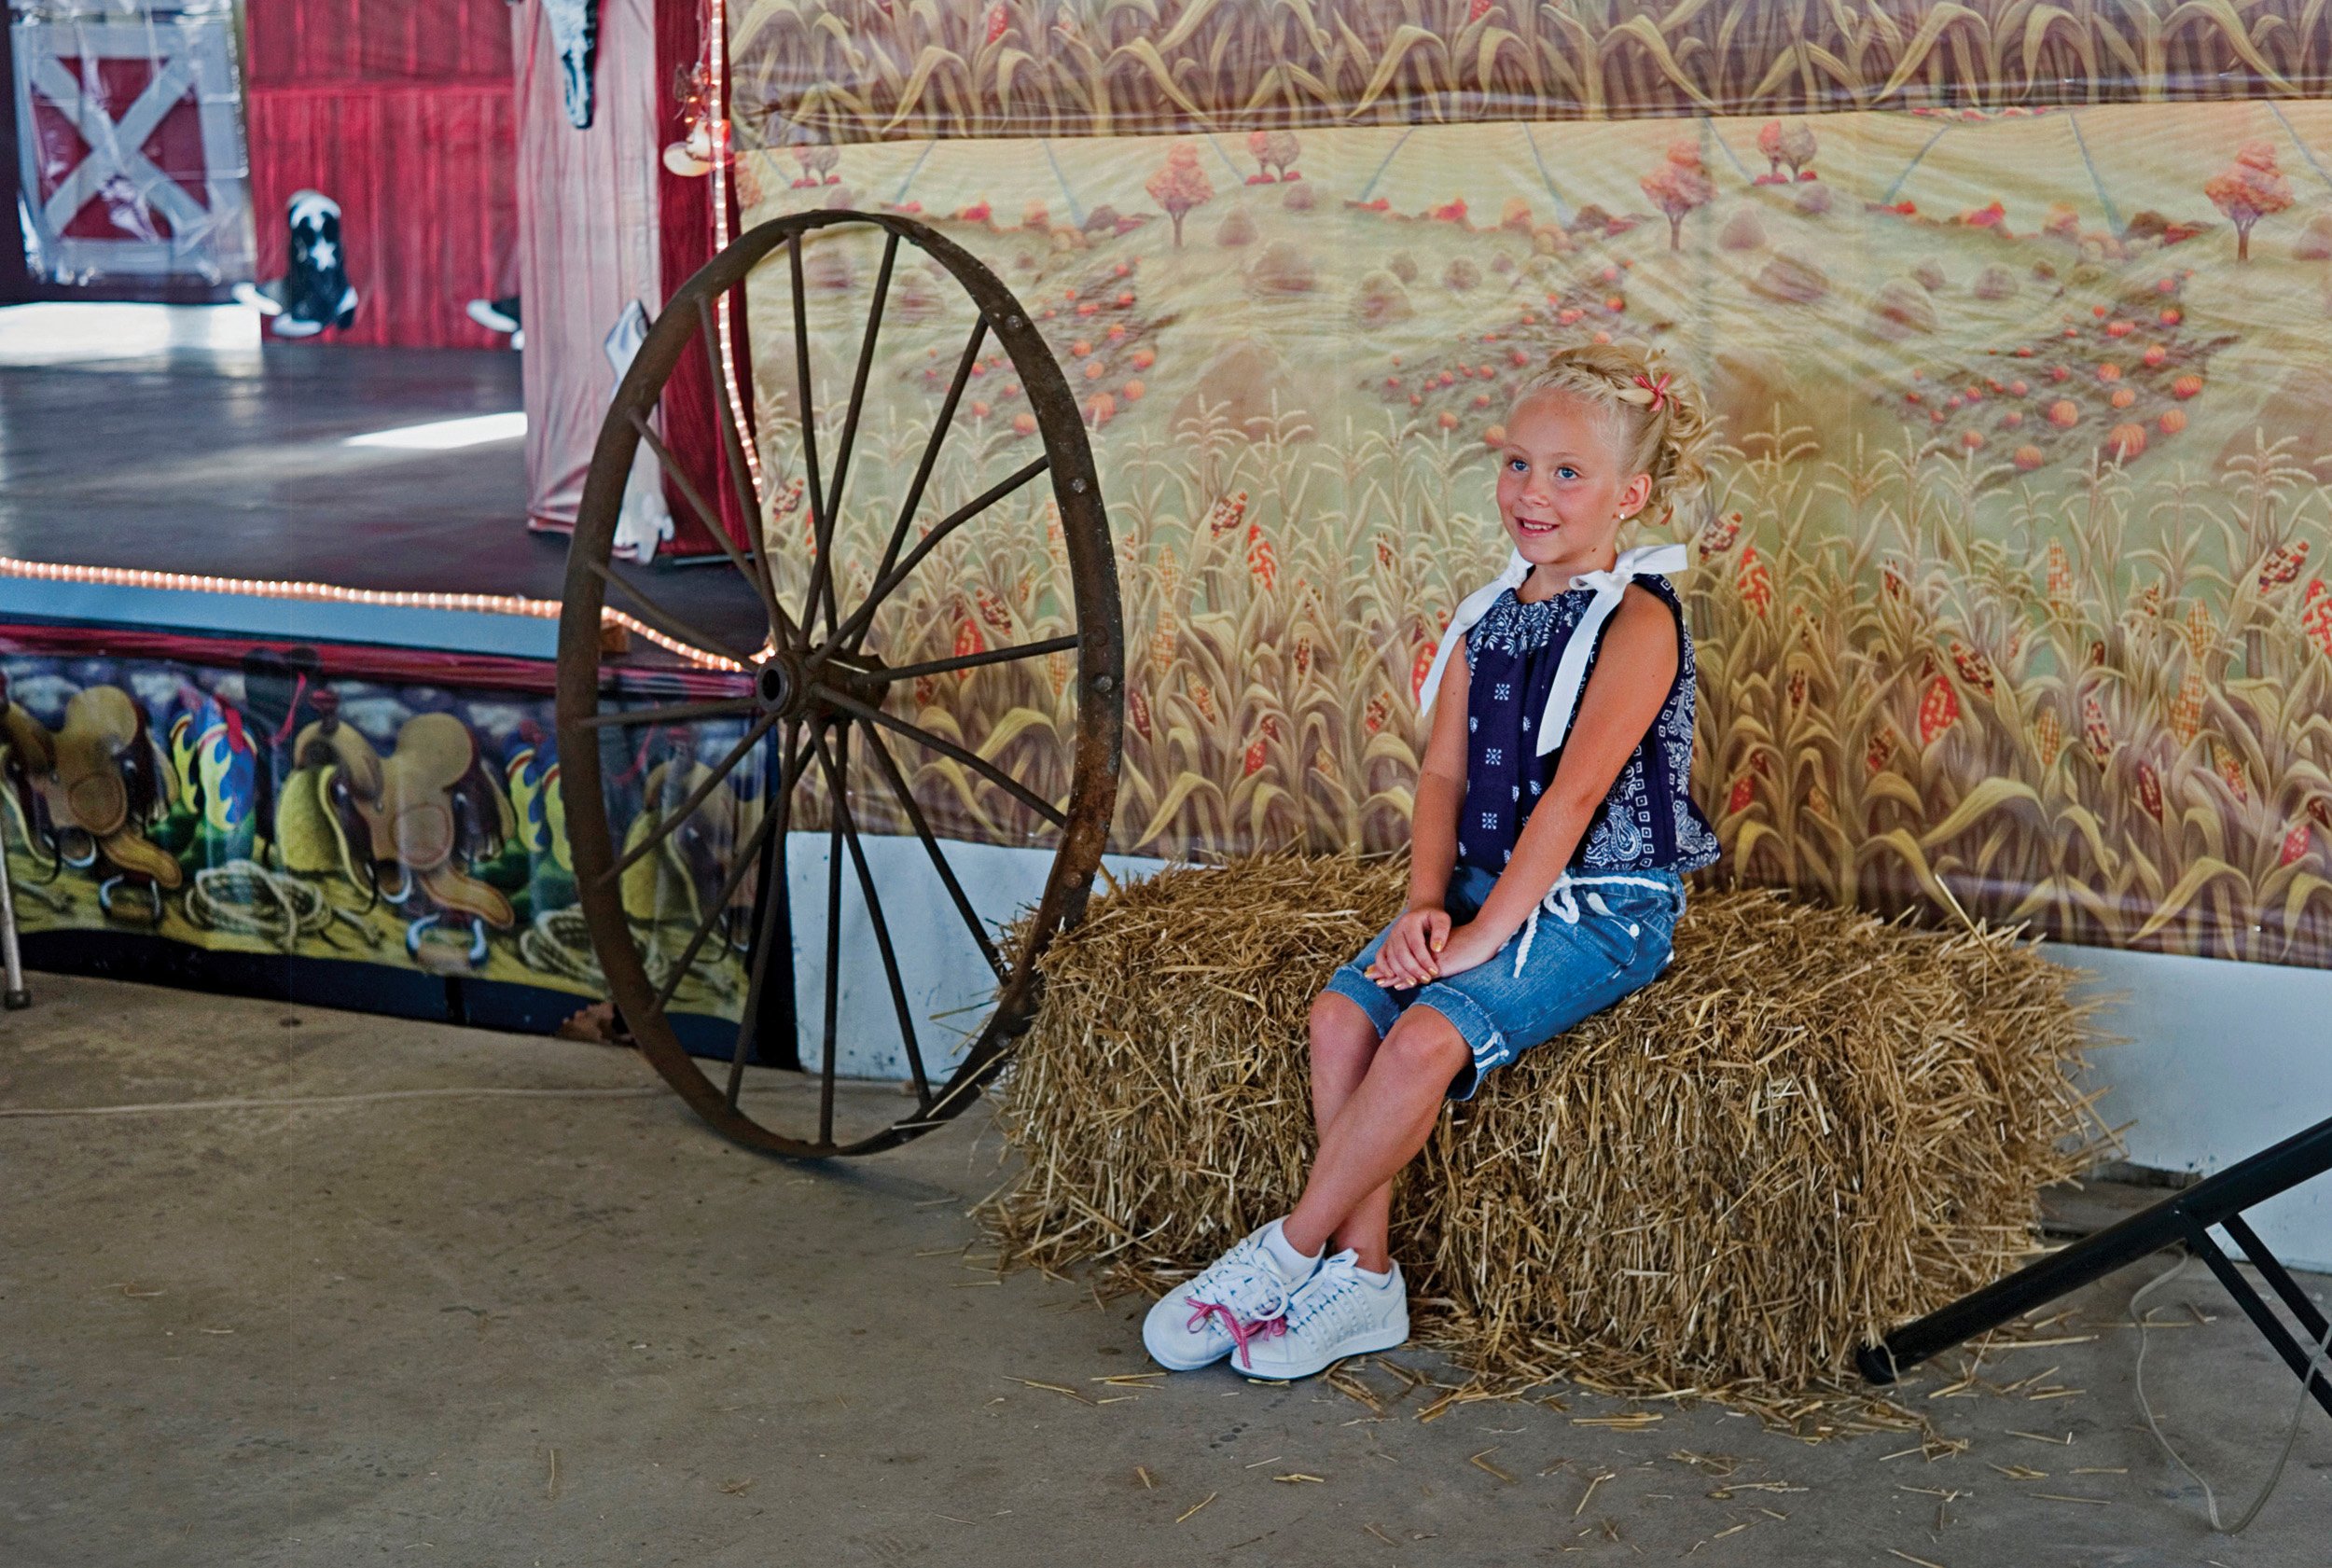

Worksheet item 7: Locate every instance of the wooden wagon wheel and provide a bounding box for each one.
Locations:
[556,210,1123,1158]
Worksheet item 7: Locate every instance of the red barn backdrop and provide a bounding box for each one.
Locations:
[243,0,518,348]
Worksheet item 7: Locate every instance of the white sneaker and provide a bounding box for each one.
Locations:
[1242,1250,1409,1380]
[1142,1220,1317,1372]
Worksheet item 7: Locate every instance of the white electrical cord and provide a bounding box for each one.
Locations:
[0,1086,666,1117]
[2131,1249,2332,1534]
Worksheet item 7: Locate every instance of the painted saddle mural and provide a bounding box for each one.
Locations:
[0,652,758,1015]
[1,681,181,922]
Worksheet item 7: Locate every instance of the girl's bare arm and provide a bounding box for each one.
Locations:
[1461,587,1678,950]
[1407,646,1472,912]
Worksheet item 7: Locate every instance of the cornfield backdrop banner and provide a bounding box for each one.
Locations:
[6,4,2328,997]
[717,1,2332,971]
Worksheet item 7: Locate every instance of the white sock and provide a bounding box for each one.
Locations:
[1262,1218,1322,1284]
[1355,1261,1395,1287]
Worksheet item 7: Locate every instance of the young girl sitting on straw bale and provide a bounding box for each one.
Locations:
[1145,341,1725,1379]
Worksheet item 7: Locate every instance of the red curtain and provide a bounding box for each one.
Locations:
[244,0,518,348]
[652,0,742,555]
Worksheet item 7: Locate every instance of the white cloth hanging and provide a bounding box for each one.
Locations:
[1415,541,1690,757]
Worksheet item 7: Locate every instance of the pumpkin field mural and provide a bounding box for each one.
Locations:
[704,3,2332,972]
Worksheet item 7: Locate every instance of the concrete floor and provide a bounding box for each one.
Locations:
[3,975,2326,1567]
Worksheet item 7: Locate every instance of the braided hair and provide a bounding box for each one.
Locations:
[1508,341,1715,532]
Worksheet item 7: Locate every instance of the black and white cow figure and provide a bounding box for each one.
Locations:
[232,189,359,339]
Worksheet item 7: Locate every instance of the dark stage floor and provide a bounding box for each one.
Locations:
[0,345,765,659]
[0,347,548,591]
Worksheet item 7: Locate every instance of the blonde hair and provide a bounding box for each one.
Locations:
[1508,341,1714,532]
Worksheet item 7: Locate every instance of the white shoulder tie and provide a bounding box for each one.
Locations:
[1413,548,1530,720]
[1415,542,1688,757]
[1530,541,1689,757]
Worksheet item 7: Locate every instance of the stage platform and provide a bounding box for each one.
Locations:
[0,344,768,1040]
[0,345,763,671]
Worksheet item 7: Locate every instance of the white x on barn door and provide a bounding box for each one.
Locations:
[11,15,253,284]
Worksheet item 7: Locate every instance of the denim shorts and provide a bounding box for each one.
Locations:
[1321,863,1686,1101]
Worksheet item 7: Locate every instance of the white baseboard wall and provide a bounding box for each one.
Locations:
[770,833,1168,1084]
[2054,944,2332,1272]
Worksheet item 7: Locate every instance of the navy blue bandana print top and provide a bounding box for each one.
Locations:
[1454,573,1722,878]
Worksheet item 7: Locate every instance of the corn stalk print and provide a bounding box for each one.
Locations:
[732,1,2332,144]
[703,0,2332,978]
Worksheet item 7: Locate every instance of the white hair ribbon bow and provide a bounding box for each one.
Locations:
[1417,541,1689,756]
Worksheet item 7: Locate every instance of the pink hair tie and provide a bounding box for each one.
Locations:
[1632,371,1672,411]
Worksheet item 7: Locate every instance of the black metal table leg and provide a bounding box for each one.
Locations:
[1857,1114,2332,1411]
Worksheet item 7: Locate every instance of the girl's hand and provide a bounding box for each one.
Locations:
[1365,907,1450,988]
[1427,920,1506,980]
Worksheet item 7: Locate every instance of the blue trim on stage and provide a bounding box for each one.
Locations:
[0,576,560,659]
[21,928,742,1050]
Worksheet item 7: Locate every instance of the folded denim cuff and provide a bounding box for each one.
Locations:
[1412,983,1507,1102]
[1322,964,1402,1041]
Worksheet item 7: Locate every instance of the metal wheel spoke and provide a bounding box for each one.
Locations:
[657,725,815,1017]
[662,799,776,1020]
[813,725,933,1110]
[812,683,1067,828]
[627,406,781,645]
[727,718,802,1096]
[815,727,846,1146]
[796,231,898,645]
[724,821,783,1108]
[857,634,1080,687]
[577,695,757,730]
[861,724,1006,980]
[692,295,799,651]
[596,711,780,890]
[789,232,839,640]
[856,313,989,654]
[805,455,1049,678]
[632,390,792,653]
[587,559,760,669]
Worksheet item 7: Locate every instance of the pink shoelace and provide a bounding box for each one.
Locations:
[1186,1298,1287,1369]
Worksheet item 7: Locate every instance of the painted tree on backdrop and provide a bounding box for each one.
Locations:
[1641,138,1714,251]
[1146,144,1214,247]
[1756,119,1817,183]
[2204,139,2293,261]
[1246,129,1301,183]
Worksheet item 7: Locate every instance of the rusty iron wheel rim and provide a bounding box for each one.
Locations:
[556,210,1123,1159]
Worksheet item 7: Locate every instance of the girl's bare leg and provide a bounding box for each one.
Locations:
[1282,1005,1470,1267]
[1307,993,1397,1272]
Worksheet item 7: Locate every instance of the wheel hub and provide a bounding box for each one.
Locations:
[753,653,799,715]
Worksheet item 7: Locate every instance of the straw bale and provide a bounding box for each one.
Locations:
[979,852,2110,1401]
